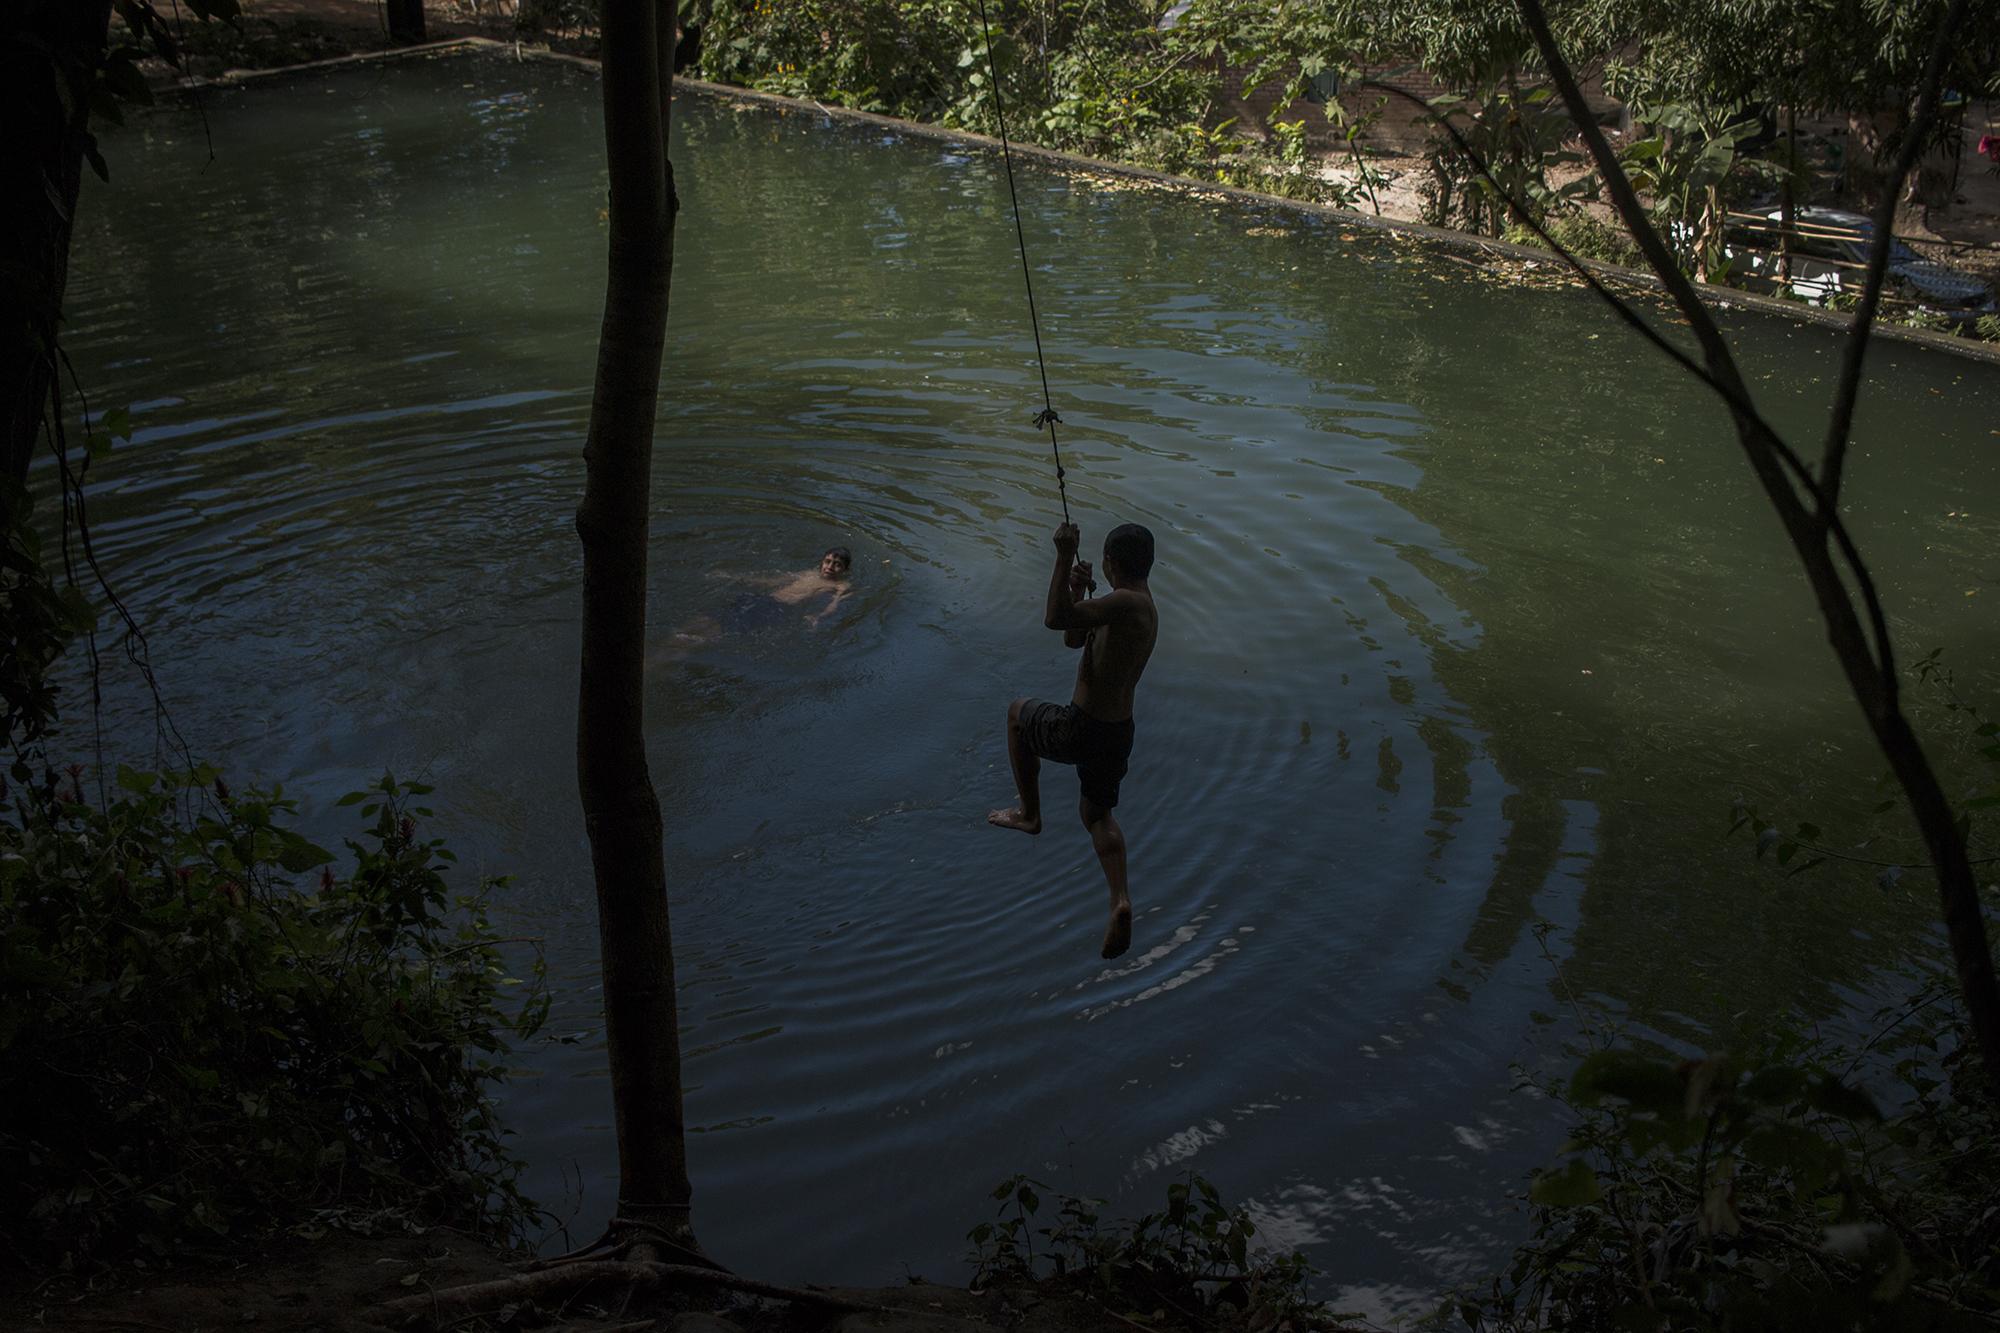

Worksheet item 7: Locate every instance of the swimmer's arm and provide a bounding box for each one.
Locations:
[808,586,849,628]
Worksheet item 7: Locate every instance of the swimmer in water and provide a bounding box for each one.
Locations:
[666,546,853,647]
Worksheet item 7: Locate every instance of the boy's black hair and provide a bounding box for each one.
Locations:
[824,546,853,567]
[1103,524,1154,580]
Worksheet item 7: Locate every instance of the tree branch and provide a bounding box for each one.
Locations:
[1818,0,1970,515]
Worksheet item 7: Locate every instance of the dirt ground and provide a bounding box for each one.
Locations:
[5,1225,1355,1333]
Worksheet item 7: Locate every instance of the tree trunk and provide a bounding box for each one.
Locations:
[1780,108,1795,286]
[576,0,695,1241]
[2,0,115,521]
[384,0,426,43]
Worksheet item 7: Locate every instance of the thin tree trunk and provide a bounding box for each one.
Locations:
[2,0,115,518]
[384,0,427,43]
[576,0,695,1239]
[1780,108,1795,286]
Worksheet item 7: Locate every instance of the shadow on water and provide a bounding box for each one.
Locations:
[54,52,2000,1316]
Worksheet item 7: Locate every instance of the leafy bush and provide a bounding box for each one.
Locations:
[0,486,96,755]
[967,1172,1317,1324]
[1504,211,1643,268]
[695,1,1346,204]
[0,767,547,1268]
[1457,994,1998,1332]
[1418,84,1580,238]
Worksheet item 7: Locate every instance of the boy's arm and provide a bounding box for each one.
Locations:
[809,586,849,628]
[1051,590,1134,632]
[1045,524,1129,632]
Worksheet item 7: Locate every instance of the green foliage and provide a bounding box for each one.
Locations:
[1725,650,1999,889]
[0,768,547,1268]
[966,1172,1317,1323]
[1603,0,2000,136]
[1913,649,2000,824]
[1457,1001,1999,1332]
[0,486,97,755]
[1504,211,1642,267]
[1418,82,1579,237]
[1976,313,2000,343]
[692,1,1364,206]
[1606,88,1784,279]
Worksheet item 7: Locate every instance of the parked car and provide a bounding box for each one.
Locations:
[1728,207,1996,322]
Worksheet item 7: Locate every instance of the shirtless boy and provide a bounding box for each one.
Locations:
[669,546,852,647]
[988,521,1159,959]
[752,546,853,630]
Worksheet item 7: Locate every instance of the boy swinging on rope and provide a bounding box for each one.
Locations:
[988,520,1159,959]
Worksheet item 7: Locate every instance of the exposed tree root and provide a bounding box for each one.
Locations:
[530,1216,724,1274]
[374,1259,918,1328]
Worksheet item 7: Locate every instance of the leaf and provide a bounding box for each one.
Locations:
[1611,1306,1666,1333]
[82,135,110,184]
[1808,1075,1881,1122]
[1571,1049,1686,1117]
[1740,1065,1808,1106]
[277,840,333,873]
[1528,1159,1601,1207]
[100,52,154,105]
[1743,1123,1836,1191]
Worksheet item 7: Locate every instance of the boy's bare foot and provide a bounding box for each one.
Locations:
[1101,903,1132,959]
[987,808,1041,835]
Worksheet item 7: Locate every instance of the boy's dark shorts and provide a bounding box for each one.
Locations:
[1018,699,1136,809]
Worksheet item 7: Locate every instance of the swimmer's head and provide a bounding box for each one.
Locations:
[1102,524,1154,583]
[820,547,853,579]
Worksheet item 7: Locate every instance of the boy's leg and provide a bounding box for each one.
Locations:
[987,697,1043,834]
[1080,796,1131,959]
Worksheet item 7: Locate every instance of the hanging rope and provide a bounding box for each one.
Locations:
[973,0,1072,526]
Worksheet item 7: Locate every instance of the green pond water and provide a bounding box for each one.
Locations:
[58,52,2000,1316]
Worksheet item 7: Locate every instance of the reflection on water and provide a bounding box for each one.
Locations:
[57,53,2000,1311]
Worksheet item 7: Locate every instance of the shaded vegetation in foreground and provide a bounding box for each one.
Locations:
[0,768,547,1270]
